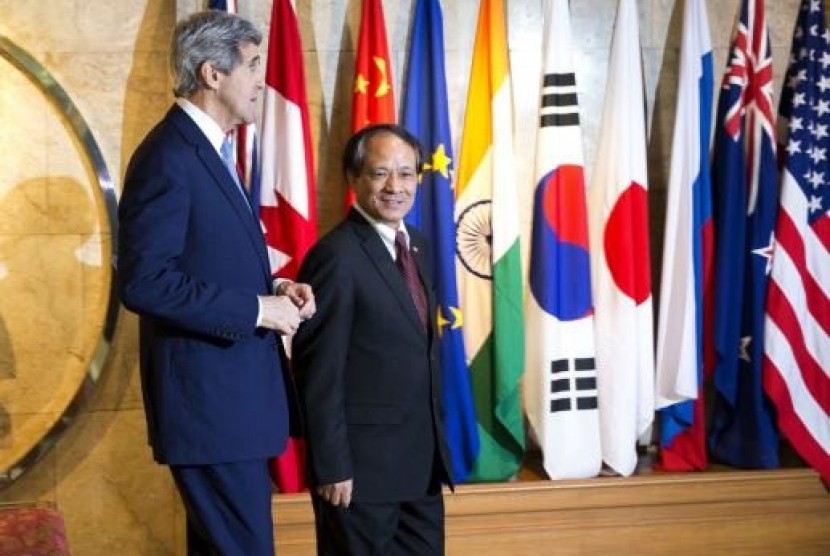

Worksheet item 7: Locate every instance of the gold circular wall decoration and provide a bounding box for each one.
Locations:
[0,35,118,488]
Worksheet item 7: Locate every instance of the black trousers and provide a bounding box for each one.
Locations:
[312,492,444,556]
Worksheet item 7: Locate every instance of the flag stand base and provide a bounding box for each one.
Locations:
[272,466,829,555]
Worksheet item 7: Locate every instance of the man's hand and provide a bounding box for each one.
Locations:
[277,281,316,320]
[258,295,302,335]
[316,479,353,508]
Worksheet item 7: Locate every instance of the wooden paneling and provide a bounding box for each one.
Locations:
[273,469,830,555]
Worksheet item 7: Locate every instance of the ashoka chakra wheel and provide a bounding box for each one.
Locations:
[456,200,492,280]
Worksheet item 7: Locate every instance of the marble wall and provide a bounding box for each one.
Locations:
[0,0,808,554]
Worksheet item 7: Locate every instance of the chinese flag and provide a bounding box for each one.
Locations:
[345,0,396,209]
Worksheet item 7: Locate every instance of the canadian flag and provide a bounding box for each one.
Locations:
[259,0,317,492]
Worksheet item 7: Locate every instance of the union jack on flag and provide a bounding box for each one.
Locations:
[763,0,830,482]
[709,0,780,469]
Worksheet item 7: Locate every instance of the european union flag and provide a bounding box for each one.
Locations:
[402,0,479,482]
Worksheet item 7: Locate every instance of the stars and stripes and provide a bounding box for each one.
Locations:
[763,0,830,482]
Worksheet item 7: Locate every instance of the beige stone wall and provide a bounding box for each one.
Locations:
[0,1,809,554]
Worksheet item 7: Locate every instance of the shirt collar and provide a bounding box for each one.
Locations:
[176,97,227,155]
[353,203,411,255]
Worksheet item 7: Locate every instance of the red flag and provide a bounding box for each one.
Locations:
[260,0,317,493]
[345,0,396,209]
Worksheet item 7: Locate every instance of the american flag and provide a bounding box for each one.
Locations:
[709,0,780,469]
[763,0,830,482]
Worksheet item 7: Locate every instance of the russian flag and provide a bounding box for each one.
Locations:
[654,0,714,471]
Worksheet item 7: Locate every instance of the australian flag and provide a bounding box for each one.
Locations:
[402,0,479,482]
[709,0,780,469]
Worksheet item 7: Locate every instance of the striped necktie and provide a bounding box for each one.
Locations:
[395,230,428,331]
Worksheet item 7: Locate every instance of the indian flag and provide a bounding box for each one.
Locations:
[454,0,525,481]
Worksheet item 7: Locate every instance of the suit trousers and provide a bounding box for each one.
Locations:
[171,459,274,556]
[311,492,444,556]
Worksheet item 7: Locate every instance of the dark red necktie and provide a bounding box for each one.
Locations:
[395,230,428,331]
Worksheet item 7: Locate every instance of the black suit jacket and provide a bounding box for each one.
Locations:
[118,105,291,465]
[292,209,451,503]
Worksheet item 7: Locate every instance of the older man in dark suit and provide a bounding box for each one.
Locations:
[117,11,314,556]
[293,124,452,555]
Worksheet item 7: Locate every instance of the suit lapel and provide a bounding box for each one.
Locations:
[348,210,428,337]
[168,107,273,283]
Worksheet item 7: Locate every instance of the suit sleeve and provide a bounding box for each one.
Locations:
[117,148,259,339]
[292,241,354,485]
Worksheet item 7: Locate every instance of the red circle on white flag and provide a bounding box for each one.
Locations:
[603,182,651,305]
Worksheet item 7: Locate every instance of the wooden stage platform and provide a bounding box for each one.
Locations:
[272,467,829,555]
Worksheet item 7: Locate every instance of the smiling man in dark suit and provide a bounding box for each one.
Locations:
[117,10,314,556]
[293,124,452,555]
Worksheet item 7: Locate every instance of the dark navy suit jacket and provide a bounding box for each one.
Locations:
[118,105,289,465]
